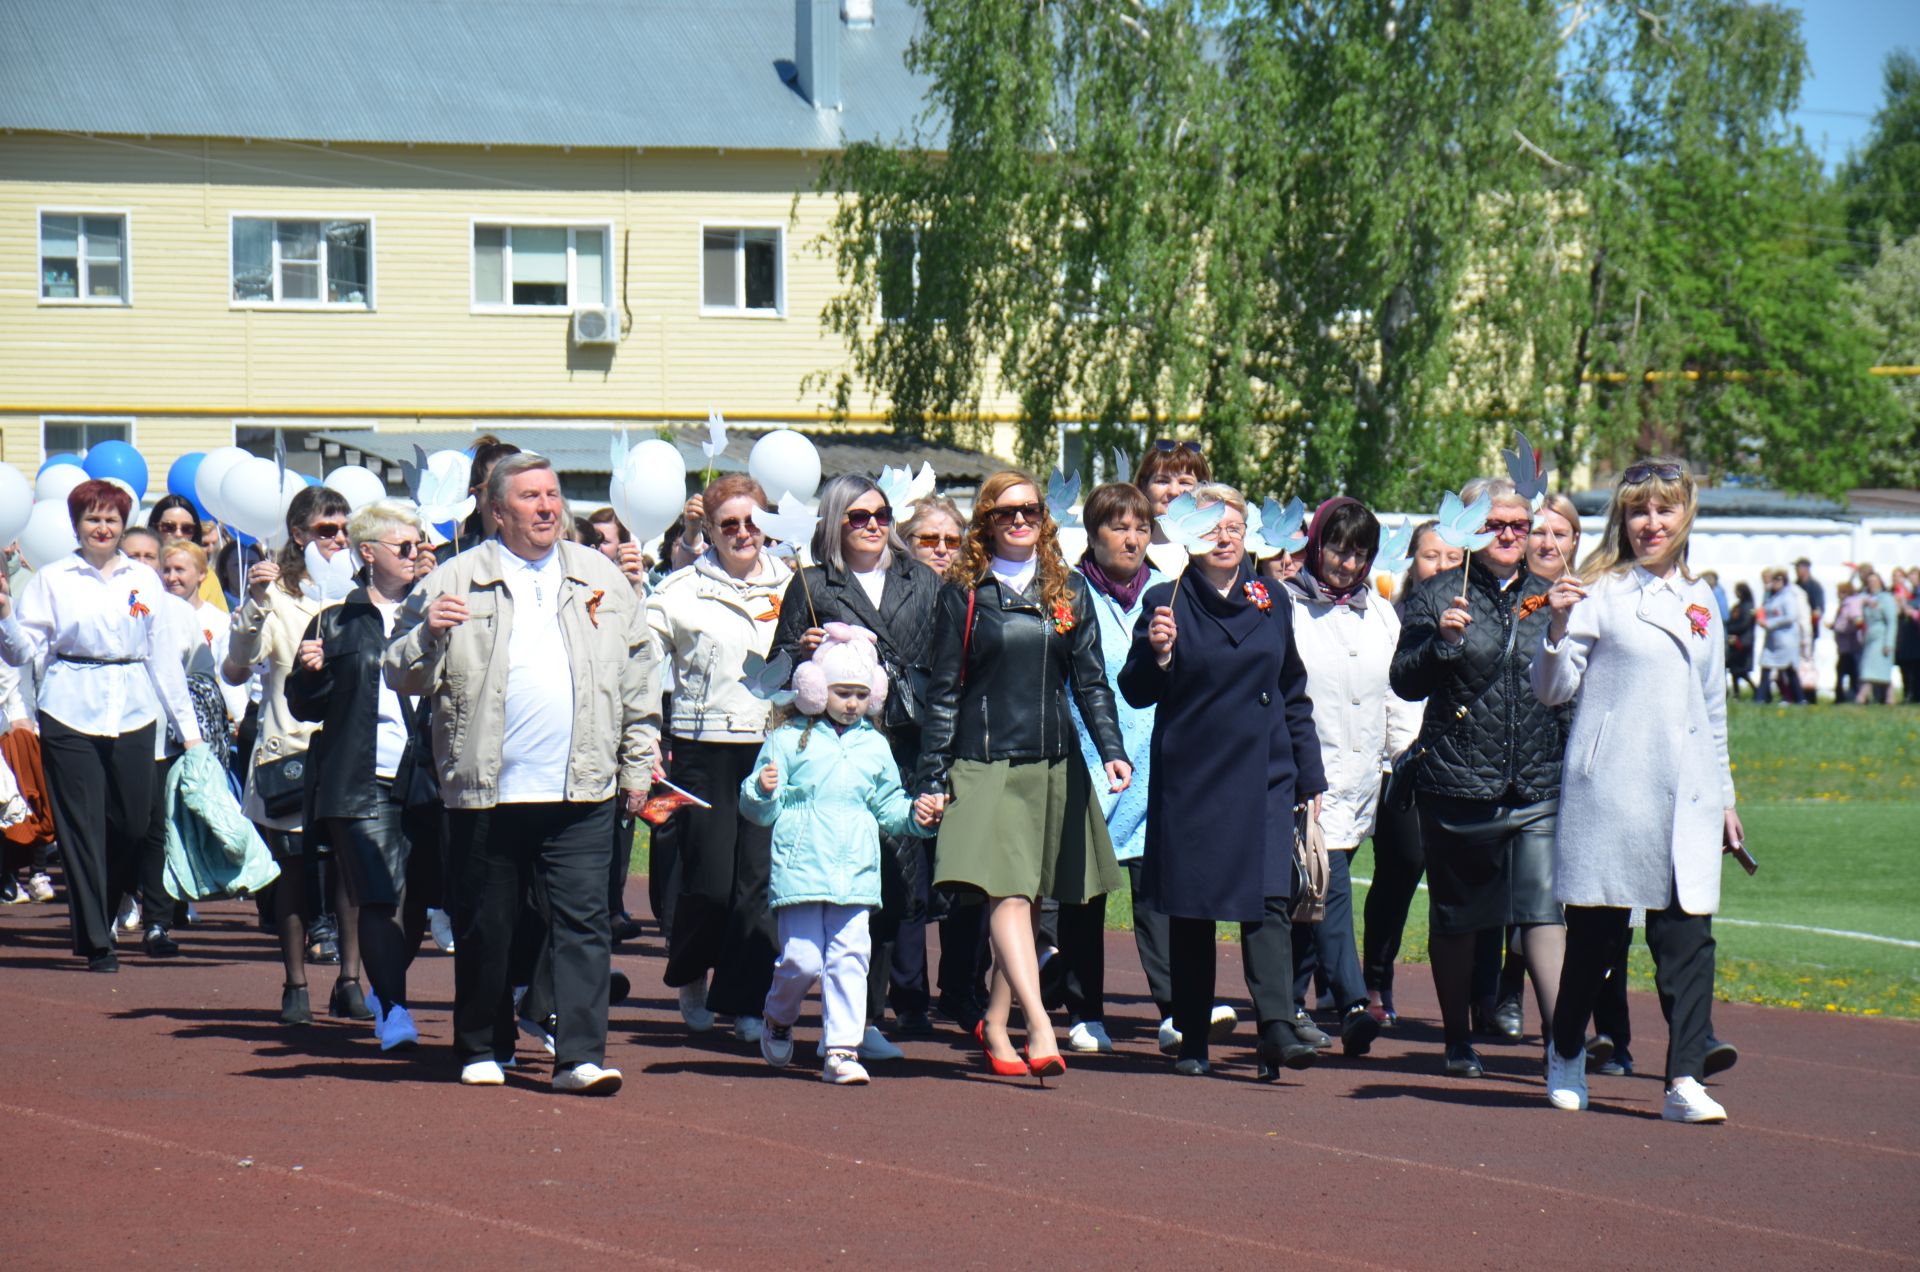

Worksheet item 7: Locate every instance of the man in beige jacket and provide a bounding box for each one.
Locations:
[386,454,658,1094]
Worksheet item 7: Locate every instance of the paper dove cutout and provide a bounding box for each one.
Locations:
[1435,489,1495,552]
[300,541,357,604]
[1109,446,1132,483]
[742,650,798,706]
[702,408,729,461]
[1502,430,1551,510]
[610,429,629,474]
[1265,497,1309,554]
[1046,469,1083,528]
[752,493,821,552]
[1157,491,1227,554]
[1373,520,1415,576]
[875,462,937,520]
[406,445,477,530]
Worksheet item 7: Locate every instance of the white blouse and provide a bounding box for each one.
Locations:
[0,553,200,744]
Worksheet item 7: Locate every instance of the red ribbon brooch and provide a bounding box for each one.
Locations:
[1686,603,1712,637]
[1051,601,1077,634]
[127,589,151,620]
[586,589,606,628]
[1244,580,1272,611]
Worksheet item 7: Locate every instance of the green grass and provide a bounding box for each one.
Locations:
[1106,702,1920,1019]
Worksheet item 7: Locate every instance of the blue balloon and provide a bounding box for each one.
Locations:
[82,440,149,500]
[167,452,210,517]
[39,453,84,475]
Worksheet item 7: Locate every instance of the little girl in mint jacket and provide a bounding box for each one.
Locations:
[739,623,938,1085]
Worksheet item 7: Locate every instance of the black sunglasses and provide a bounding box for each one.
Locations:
[307,521,348,540]
[987,502,1044,526]
[714,516,763,537]
[1622,462,1685,484]
[844,507,894,530]
[373,539,420,559]
[1152,439,1203,454]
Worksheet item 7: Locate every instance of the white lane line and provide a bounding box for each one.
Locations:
[1350,877,1920,949]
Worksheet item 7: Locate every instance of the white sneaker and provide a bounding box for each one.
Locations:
[858,1025,904,1061]
[733,1014,764,1043]
[1067,1021,1114,1054]
[1663,1076,1727,1123]
[553,1062,623,1095]
[678,981,715,1033]
[428,908,456,953]
[1545,1045,1589,1111]
[184,902,201,925]
[460,1059,506,1086]
[117,897,142,934]
[1209,1004,1239,1042]
[27,873,55,903]
[761,1021,795,1068]
[379,1004,419,1052]
[822,1049,870,1085]
[1157,1017,1183,1056]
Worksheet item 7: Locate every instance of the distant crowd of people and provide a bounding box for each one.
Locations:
[1721,558,1919,705]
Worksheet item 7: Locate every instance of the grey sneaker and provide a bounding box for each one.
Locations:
[822,1049,870,1085]
[760,1021,795,1069]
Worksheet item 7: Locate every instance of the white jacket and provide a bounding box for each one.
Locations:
[646,550,793,744]
[1284,579,1420,850]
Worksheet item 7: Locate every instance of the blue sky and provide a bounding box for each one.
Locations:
[1782,1,1913,168]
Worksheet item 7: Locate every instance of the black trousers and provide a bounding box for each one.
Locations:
[1554,899,1715,1083]
[1592,928,1633,1053]
[446,800,615,1069]
[884,835,935,1017]
[1036,894,1108,1024]
[935,901,991,1018]
[1293,847,1367,1015]
[1125,862,1176,1020]
[1361,791,1424,995]
[1834,650,1861,703]
[609,811,635,920]
[1168,895,1295,1061]
[38,716,155,958]
[661,739,776,1018]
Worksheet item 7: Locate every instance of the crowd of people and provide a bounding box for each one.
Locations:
[1723,558,1920,705]
[1,440,1765,1121]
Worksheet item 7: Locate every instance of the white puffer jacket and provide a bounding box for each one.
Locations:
[1285,576,1421,850]
[646,550,793,744]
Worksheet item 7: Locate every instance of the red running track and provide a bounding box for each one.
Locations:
[2,889,1915,1270]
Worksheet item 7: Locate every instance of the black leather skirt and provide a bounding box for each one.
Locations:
[1416,794,1561,937]
[325,784,410,909]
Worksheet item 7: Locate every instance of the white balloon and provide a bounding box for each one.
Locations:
[220,456,287,539]
[195,446,252,524]
[619,439,687,540]
[324,464,388,511]
[103,477,137,502]
[747,429,821,504]
[34,462,88,504]
[18,499,79,569]
[0,465,33,544]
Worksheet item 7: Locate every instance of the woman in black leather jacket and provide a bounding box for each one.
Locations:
[287,500,434,1053]
[918,470,1131,1079]
[771,473,945,1044]
[1390,476,1571,1080]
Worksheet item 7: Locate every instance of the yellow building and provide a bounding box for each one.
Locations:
[0,0,1016,495]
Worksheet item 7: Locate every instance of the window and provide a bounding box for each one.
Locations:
[43,418,131,459]
[234,423,363,481]
[231,216,373,307]
[472,223,610,310]
[40,213,128,302]
[701,226,782,314]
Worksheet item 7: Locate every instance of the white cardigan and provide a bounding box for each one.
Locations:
[1532,567,1736,914]
[1285,585,1420,850]
[645,550,792,744]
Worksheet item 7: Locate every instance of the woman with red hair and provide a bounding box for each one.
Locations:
[0,480,202,972]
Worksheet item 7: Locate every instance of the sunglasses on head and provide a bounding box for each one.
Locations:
[1622,462,1685,484]
[307,521,348,540]
[844,507,894,530]
[714,516,763,537]
[913,532,962,550]
[987,502,1044,526]
[1483,518,1532,536]
[1152,439,1203,454]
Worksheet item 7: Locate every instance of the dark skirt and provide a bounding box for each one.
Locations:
[1417,794,1561,937]
[326,784,410,908]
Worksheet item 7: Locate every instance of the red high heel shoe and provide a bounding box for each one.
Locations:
[976,1021,1027,1078]
[1025,1048,1066,1082]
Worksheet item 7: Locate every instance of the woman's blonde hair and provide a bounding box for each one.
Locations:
[947,469,1073,616]
[349,499,426,552]
[1577,458,1698,583]
[162,540,208,574]
[1191,482,1248,517]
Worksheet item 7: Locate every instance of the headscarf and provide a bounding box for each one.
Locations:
[1299,495,1373,609]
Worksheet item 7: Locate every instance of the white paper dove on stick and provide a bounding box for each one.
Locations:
[300,540,357,603]
[1435,489,1495,552]
[1156,491,1227,555]
[874,462,936,520]
[752,493,821,558]
[702,408,729,462]
[1373,519,1415,577]
[409,445,477,530]
[1502,430,1551,511]
[1046,469,1083,528]
[742,650,798,707]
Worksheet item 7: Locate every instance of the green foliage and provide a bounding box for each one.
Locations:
[1840,49,1920,257]
[1850,230,1920,485]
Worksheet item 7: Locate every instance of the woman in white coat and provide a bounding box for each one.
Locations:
[1533,459,1743,1124]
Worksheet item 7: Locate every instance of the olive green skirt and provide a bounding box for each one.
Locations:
[933,757,1123,904]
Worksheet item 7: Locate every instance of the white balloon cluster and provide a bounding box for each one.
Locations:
[611,439,688,541]
[190,445,303,543]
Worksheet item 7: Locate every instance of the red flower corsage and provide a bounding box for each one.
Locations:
[1244,580,1272,611]
[1686,603,1712,637]
[1051,601,1076,634]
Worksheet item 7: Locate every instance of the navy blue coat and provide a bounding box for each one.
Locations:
[1118,565,1326,923]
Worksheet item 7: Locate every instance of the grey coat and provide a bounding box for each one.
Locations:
[1532,568,1736,914]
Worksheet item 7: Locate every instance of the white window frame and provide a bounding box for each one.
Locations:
[37,208,133,306]
[228,212,377,311]
[468,217,616,314]
[40,416,136,465]
[699,221,787,318]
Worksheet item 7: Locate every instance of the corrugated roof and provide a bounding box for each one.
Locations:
[0,0,938,151]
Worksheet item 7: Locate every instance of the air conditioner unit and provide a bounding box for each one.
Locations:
[571,306,620,347]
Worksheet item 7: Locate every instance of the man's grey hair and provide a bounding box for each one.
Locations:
[485,452,556,508]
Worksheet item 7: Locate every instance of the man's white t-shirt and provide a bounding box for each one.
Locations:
[497,546,575,803]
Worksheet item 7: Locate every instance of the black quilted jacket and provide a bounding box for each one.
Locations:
[1389,559,1569,803]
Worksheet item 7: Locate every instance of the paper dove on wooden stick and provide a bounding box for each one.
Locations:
[874,462,937,520]
[300,540,358,604]
[1046,469,1083,528]
[1501,430,1551,511]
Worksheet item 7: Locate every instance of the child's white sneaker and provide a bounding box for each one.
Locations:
[822,1049,869,1085]
[760,1020,794,1069]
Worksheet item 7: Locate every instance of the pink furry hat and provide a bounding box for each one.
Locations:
[792,622,889,718]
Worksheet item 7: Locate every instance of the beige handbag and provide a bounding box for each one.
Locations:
[1291,809,1330,924]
